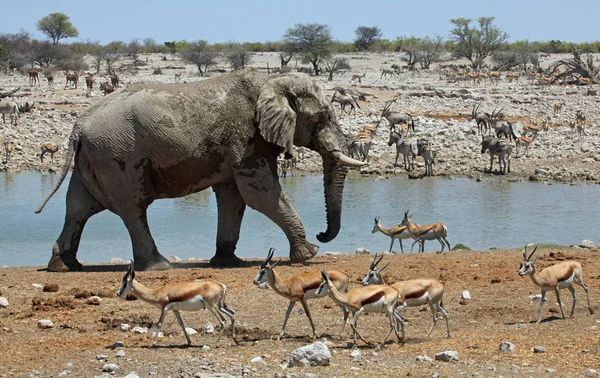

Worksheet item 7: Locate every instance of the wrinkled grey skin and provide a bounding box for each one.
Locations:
[36,72,363,272]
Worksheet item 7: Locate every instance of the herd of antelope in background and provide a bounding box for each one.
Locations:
[115,211,593,348]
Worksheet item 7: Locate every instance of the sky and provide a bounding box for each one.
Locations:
[3,0,600,45]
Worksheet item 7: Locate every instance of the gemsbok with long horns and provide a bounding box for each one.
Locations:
[316,268,405,346]
[361,254,450,338]
[518,244,593,324]
[399,210,451,253]
[117,261,236,346]
[380,98,415,133]
[253,248,350,339]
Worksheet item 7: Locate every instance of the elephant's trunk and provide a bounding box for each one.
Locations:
[316,156,348,243]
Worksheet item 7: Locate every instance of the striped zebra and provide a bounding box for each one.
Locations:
[348,133,372,163]
[481,135,512,174]
[388,128,417,171]
[417,139,435,177]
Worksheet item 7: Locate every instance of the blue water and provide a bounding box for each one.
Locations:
[1,171,598,267]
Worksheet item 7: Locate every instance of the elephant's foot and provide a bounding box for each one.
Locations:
[290,241,319,264]
[48,252,83,272]
[134,254,172,271]
[210,253,245,267]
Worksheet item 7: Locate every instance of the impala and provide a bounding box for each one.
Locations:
[316,268,405,346]
[518,244,593,324]
[253,248,350,339]
[399,210,451,253]
[117,261,236,346]
[372,216,421,253]
[361,254,450,338]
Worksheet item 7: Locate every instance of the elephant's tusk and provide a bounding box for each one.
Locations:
[331,151,365,167]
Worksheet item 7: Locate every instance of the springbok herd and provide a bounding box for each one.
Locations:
[117,210,593,348]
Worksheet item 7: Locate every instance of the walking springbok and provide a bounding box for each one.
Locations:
[481,135,512,174]
[518,244,593,324]
[361,254,450,338]
[253,248,350,339]
[331,92,360,115]
[0,101,19,125]
[316,268,405,346]
[372,216,420,253]
[515,134,536,156]
[28,69,40,86]
[399,210,451,253]
[40,143,59,164]
[117,261,236,346]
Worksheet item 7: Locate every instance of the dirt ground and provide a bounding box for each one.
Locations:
[1,248,599,377]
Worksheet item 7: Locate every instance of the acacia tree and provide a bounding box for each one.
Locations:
[417,35,444,69]
[283,23,333,76]
[36,13,79,45]
[354,26,382,51]
[324,56,351,81]
[449,17,508,70]
[225,42,252,70]
[180,40,217,76]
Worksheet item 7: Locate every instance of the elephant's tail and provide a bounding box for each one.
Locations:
[35,123,82,214]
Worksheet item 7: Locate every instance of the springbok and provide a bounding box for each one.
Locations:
[4,140,14,163]
[316,268,405,346]
[40,143,59,164]
[515,134,535,156]
[361,254,450,338]
[253,248,350,339]
[117,261,235,346]
[399,210,451,253]
[372,216,419,254]
[518,244,593,324]
[553,102,563,116]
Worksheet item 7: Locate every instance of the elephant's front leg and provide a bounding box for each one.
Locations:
[210,182,246,267]
[234,167,318,264]
[121,209,171,271]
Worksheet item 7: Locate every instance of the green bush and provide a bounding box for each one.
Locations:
[451,243,471,251]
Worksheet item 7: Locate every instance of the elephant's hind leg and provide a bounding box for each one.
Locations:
[210,182,246,267]
[48,170,106,272]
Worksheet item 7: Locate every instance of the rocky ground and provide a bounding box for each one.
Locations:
[1,52,600,184]
[0,248,599,377]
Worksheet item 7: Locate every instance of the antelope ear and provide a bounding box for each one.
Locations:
[256,77,298,157]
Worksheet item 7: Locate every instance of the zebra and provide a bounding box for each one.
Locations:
[481,135,513,174]
[388,128,417,171]
[331,92,360,116]
[417,139,435,177]
[381,99,415,134]
[348,134,372,163]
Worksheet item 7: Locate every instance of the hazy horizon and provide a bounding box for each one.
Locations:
[3,0,600,45]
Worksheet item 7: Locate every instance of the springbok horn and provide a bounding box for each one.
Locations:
[375,253,384,267]
[370,253,378,270]
[527,246,537,262]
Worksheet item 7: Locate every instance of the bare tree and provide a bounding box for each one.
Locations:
[104,41,124,74]
[278,40,297,67]
[180,40,218,76]
[450,17,508,70]
[225,42,253,70]
[283,23,333,76]
[324,56,351,81]
[354,26,383,51]
[417,35,444,69]
[126,39,143,69]
[0,31,31,73]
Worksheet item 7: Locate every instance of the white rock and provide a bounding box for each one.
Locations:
[102,363,119,373]
[0,297,8,308]
[323,251,342,256]
[350,349,362,361]
[582,369,599,378]
[119,323,131,332]
[302,374,318,378]
[115,350,126,357]
[95,354,108,360]
[532,346,546,353]
[545,368,556,374]
[185,327,198,335]
[32,283,44,289]
[168,255,182,263]
[355,247,370,255]
[529,294,542,301]
[461,291,471,300]
[289,342,331,367]
[435,350,459,362]
[123,373,141,378]
[203,323,214,334]
[58,370,70,377]
[498,341,515,353]
[201,345,211,351]
[580,240,596,249]
[132,326,148,334]
[416,355,433,362]
[37,319,54,329]
[110,258,124,264]
[250,356,263,364]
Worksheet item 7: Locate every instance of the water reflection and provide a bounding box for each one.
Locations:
[0,171,598,267]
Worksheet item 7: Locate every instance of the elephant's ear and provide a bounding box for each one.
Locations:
[256,78,297,156]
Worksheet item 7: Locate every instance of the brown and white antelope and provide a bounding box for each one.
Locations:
[515,134,536,156]
[518,244,593,324]
[174,71,182,82]
[117,261,236,346]
[253,248,350,339]
[372,216,420,253]
[399,210,451,253]
[316,268,405,346]
[4,140,14,163]
[40,143,59,164]
[361,254,450,338]
[351,73,366,83]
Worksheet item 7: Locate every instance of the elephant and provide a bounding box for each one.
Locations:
[36,72,365,272]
